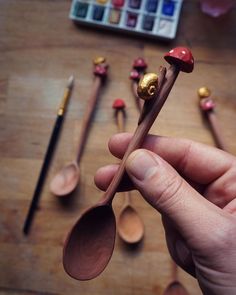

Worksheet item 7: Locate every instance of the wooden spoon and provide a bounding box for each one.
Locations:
[118,191,144,243]
[130,57,147,112]
[49,58,108,196]
[198,87,228,151]
[63,47,194,281]
[163,261,190,295]
[112,98,144,243]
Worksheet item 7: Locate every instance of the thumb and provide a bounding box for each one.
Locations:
[125,149,227,248]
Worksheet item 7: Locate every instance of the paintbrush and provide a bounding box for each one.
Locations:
[23,75,74,235]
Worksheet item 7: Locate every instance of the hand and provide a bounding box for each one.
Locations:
[95,133,236,295]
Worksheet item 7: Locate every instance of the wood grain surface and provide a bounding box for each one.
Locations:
[0,0,236,294]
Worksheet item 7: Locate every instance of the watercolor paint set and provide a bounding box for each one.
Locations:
[69,0,183,40]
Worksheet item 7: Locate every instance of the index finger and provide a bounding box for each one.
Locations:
[108,133,235,185]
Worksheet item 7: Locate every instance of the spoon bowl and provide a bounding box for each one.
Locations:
[163,260,190,295]
[50,162,80,196]
[63,204,116,280]
[118,204,144,243]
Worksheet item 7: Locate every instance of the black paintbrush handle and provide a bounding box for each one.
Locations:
[23,114,64,235]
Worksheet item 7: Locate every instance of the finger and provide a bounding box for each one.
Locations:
[94,164,204,198]
[223,198,236,216]
[94,164,134,191]
[95,163,205,199]
[108,133,235,185]
[204,168,236,208]
[125,149,230,250]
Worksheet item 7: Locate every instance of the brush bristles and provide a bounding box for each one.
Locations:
[67,75,74,89]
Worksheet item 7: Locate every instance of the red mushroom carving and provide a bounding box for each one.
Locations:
[164,47,194,73]
[112,98,126,109]
[133,57,148,72]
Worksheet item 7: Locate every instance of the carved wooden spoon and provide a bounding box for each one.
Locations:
[198,87,228,151]
[112,98,144,243]
[163,261,190,295]
[118,191,144,244]
[130,57,147,112]
[63,47,194,281]
[50,58,108,196]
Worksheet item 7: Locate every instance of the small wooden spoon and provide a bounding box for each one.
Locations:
[130,57,147,112]
[63,47,194,281]
[50,58,108,196]
[198,87,228,151]
[118,191,144,243]
[112,98,144,243]
[163,261,190,295]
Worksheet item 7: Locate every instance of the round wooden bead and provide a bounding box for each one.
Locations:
[129,69,140,81]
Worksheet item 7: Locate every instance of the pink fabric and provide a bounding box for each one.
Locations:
[200,0,234,17]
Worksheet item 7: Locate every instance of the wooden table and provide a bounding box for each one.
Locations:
[0,1,236,294]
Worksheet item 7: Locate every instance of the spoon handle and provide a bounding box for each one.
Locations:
[103,65,179,204]
[199,95,228,152]
[116,108,125,133]
[124,191,132,206]
[132,81,143,113]
[171,260,178,282]
[76,76,102,162]
[116,107,132,206]
[208,111,228,151]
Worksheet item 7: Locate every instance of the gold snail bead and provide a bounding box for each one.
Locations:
[137,73,158,100]
[93,56,106,65]
[198,87,211,99]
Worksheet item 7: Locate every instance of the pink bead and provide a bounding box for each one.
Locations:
[129,69,140,80]
[94,65,107,77]
[200,98,215,111]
